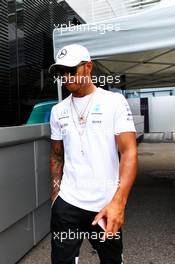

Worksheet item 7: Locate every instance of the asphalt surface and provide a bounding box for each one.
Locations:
[18,143,175,264]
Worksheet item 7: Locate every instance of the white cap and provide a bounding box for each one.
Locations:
[49,44,91,74]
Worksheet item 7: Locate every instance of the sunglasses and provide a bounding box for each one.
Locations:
[54,62,86,78]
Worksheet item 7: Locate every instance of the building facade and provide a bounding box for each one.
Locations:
[0,0,83,126]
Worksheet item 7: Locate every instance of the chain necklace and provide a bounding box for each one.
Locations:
[70,87,96,155]
[71,88,96,125]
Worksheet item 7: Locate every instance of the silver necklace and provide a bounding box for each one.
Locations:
[71,89,95,125]
[70,88,96,155]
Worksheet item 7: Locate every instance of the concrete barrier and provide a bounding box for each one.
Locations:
[0,124,51,264]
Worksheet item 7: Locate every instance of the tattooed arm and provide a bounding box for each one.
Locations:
[50,139,64,205]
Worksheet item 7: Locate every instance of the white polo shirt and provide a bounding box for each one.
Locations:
[50,88,136,212]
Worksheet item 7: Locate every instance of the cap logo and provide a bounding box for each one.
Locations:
[57,49,67,59]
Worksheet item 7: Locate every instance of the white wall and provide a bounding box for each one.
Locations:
[149,96,175,132]
[65,0,128,23]
[66,0,91,22]
[127,98,141,115]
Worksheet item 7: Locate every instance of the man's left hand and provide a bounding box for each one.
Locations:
[92,200,125,240]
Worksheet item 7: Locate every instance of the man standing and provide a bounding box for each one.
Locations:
[49,44,138,264]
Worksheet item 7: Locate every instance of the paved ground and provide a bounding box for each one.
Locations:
[18,143,175,264]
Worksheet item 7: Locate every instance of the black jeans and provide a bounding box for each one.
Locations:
[50,196,123,264]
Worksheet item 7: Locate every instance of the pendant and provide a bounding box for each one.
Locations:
[79,116,86,125]
[81,149,84,155]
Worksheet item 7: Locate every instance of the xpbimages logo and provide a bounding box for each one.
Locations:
[54,21,120,35]
[53,74,121,86]
[52,230,121,243]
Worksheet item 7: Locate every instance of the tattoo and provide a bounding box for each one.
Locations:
[50,140,64,200]
[53,179,60,188]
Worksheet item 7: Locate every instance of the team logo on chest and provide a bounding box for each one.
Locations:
[59,108,69,120]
